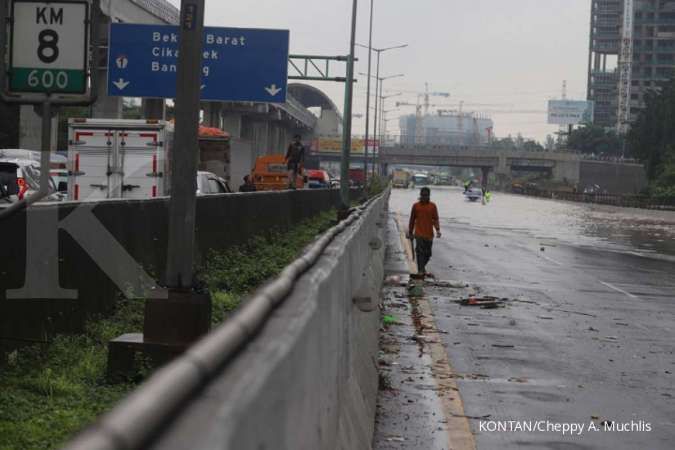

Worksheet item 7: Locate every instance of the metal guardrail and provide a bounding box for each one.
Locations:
[517,188,675,211]
[63,189,389,450]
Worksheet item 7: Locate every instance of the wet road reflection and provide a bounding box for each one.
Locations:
[389,186,675,259]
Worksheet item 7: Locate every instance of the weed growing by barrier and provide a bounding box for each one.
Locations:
[0,209,337,450]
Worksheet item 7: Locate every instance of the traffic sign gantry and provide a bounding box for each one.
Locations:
[108,23,290,103]
[9,0,89,94]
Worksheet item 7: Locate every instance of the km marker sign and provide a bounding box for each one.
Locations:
[9,0,89,94]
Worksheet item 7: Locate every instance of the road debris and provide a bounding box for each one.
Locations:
[430,280,468,288]
[457,296,508,308]
[382,315,400,326]
[508,377,529,383]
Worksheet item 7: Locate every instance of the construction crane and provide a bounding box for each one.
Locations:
[390,83,450,143]
[395,100,425,144]
[423,82,450,115]
[393,83,451,143]
[617,0,634,134]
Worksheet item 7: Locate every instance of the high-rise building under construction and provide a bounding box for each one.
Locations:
[587,0,675,129]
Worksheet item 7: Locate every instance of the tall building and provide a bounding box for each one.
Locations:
[588,0,675,129]
[399,112,494,146]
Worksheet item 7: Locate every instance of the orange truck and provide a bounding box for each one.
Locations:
[251,154,304,191]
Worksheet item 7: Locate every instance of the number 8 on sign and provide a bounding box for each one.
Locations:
[38,29,60,63]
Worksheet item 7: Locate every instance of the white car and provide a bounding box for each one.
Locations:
[463,187,483,202]
[196,171,231,195]
[0,151,61,204]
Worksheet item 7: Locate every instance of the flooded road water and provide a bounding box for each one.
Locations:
[375,187,675,450]
[390,186,675,259]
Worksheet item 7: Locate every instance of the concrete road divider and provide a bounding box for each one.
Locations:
[63,188,390,450]
[0,189,358,354]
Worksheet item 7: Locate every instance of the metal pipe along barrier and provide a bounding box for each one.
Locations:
[63,190,389,450]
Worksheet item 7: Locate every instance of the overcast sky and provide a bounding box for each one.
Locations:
[168,0,591,142]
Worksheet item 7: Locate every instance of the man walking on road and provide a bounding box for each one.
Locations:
[285,134,305,189]
[408,187,441,275]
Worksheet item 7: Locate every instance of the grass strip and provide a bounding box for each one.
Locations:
[0,209,336,450]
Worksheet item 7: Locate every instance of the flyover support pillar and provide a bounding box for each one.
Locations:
[222,114,242,138]
[481,167,490,190]
[142,99,166,120]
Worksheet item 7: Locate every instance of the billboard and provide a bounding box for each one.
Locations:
[311,137,379,155]
[547,100,594,126]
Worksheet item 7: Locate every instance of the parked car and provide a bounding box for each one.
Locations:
[0,149,61,203]
[196,171,231,195]
[306,169,331,189]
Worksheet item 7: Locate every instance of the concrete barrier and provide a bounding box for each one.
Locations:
[63,189,390,450]
[0,189,357,353]
[580,160,647,194]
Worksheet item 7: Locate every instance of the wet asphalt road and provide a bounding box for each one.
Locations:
[382,187,675,450]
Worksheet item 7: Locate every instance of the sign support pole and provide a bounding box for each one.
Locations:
[166,0,205,289]
[125,0,211,371]
[38,99,53,196]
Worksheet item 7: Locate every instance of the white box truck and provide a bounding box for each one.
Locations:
[67,119,173,201]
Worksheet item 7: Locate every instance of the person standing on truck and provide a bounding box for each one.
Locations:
[285,134,305,190]
[407,187,441,276]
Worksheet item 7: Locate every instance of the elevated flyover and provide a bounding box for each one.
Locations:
[379,144,580,183]
[379,144,648,193]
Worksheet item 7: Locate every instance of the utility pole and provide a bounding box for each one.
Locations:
[340,0,358,209]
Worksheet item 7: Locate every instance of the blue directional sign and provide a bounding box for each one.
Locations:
[107,23,289,102]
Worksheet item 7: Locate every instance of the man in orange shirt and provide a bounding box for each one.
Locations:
[408,187,441,275]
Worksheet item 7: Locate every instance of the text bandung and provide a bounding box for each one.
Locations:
[151,62,210,77]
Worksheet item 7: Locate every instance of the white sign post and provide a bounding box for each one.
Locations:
[9,0,89,94]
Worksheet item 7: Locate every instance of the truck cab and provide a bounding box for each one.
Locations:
[251,155,304,191]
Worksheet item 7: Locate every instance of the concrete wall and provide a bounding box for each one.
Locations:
[580,160,648,194]
[146,192,389,450]
[552,159,581,185]
[0,190,350,353]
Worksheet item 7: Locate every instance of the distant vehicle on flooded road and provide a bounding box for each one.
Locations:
[411,173,430,186]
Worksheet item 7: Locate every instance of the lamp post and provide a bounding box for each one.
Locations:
[362,0,375,186]
[356,43,407,177]
[380,108,400,145]
[374,76,403,170]
[340,0,358,209]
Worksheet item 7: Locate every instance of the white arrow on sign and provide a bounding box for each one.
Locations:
[265,84,282,96]
[113,79,130,91]
[200,84,206,90]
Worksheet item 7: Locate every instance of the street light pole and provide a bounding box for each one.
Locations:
[340,0,358,209]
[372,51,381,173]
[363,0,374,185]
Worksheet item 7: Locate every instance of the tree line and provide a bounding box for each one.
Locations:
[627,78,675,198]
